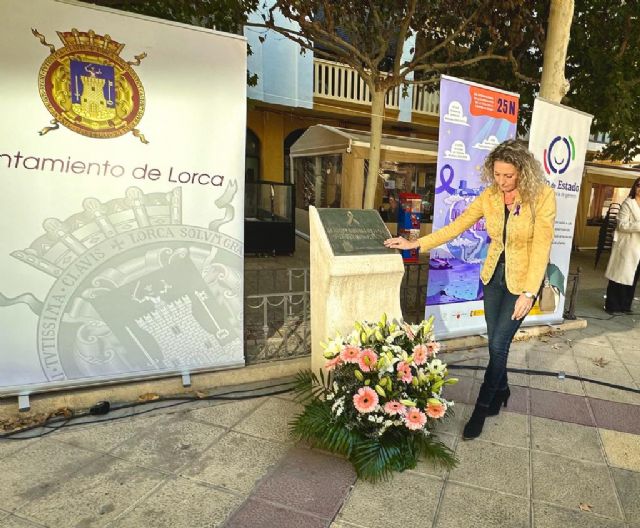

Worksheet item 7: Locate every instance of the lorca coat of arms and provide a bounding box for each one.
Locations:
[33,27,148,143]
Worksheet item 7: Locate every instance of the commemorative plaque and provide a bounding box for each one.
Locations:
[316,208,395,256]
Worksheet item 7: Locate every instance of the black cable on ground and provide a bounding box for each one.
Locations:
[448,364,640,394]
[4,361,639,441]
[0,381,298,441]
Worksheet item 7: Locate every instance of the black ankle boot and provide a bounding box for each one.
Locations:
[487,387,511,417]
[463,405,488,440]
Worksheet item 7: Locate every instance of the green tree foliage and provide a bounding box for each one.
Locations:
[440,1,640,162]
[89,0,255,31]
[565,1,640,161]
[88,0,259,85]
[86,1,640,164]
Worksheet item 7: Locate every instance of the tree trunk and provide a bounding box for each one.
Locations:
[539,0,575,103]
[363,88,385,209]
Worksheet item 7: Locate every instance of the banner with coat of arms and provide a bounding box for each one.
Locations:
[0,0,247,394]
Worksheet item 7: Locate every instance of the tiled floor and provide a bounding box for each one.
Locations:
[0,250,639,527]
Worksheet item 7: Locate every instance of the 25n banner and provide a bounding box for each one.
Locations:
[425,76,519,339]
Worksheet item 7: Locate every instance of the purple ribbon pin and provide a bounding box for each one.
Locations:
[514,203,521,216]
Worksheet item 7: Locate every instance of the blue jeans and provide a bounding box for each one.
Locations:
[477,262,524,408]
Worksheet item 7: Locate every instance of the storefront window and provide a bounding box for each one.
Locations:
[294,154,342,209]
[587,183,629,225]
[379,162,436,222]
[284,129,305,183]
[245,128,260,183]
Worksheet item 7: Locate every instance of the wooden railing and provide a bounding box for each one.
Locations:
[312,58,440,117]
[313,58,400,109]
[411,84,440,116]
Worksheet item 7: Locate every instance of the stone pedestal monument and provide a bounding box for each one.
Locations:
[309,206,405,374]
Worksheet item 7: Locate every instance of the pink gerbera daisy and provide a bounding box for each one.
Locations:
[426,401,447,419]
[384,400,406,416]
[325,356,342,371]
[396,361,413,383]
[358,348,378,372]
[412,344,429,365]
[340,345,361,364]
[352,387,379,414]
[427,341,441,356]
[404,408,427,430]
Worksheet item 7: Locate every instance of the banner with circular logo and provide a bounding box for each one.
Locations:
[526,98,593,324]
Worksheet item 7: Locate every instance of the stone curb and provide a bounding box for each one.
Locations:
[439,318,588,353]
[0,319,587,421]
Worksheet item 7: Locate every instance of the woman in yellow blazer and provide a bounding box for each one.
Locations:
[385,140,556,439]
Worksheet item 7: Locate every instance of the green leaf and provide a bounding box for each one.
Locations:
[291,369,328,404]
[289,399,357,456]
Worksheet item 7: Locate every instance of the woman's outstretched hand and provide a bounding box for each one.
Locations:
[384,237,419,250]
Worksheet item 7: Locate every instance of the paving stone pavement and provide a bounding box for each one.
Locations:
[0,251,639,527]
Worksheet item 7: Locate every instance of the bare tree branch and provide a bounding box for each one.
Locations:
[393,0,416,77]
[245,19,372,76]
[321,0,334,34]
[411,53,512,73]
[402,3,486,74]
[507,52,539,84]
[368,6,391,68]
[401,75,440,87]
[617,13,631,58]
[270,4,376,69]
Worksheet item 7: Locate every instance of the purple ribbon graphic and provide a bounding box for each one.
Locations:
[435,164,456,195]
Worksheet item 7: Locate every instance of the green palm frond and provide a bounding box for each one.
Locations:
[351,435,403,483]
[349,430,457,481]
[291,369,329,404]
[289,399,357,456]
[410,433,458,469]
[322,421,357,456]
[289,398,331,441]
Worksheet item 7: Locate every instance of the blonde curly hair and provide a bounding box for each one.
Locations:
[481,139,546,204]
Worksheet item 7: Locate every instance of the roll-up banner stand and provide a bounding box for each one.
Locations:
[425,75,519,338]
[525,98,593,325]
[0,0,246,395]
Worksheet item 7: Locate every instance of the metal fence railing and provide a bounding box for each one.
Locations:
[244,291,310,365]
[242,265,583,363]
[564,268,581,320]
[400,262,430,323]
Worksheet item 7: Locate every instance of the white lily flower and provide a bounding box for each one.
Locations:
[385,330,405,344]
[427,359,447,375]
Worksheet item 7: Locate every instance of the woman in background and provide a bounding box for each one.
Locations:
[385,140,556,440]
[604,177,640,314]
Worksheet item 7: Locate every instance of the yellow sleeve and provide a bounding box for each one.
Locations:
[524,186,557,293]
[418,191,486,252]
